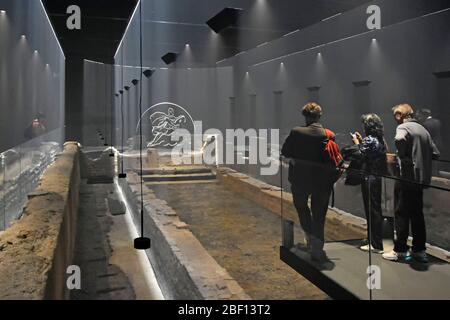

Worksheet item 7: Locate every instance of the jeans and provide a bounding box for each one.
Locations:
[393,180,426,253]
[361,176,384,250]
[291,184,332,254]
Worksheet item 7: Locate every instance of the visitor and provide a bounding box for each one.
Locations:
[382,104,440,263]
[281,102,336,264]
[343,114,388,254]
[417,109,443,176]
[24,112,46,140]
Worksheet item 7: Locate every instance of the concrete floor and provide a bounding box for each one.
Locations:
[71,181,163,300]
[151,180,328,300]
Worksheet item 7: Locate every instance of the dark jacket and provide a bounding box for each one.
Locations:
[343,135,388,177]
[422,117,443,150]
[281,123,332,188]
[395,119,440,185]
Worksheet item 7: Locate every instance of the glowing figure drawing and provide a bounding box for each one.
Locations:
[147,107,186,147]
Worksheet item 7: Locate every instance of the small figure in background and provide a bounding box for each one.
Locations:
[416,109,443,153]
[24,112,46,140]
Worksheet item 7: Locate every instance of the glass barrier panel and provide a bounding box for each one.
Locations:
[0,129,62,231]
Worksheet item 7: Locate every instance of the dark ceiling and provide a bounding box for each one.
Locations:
[43,0,371,65]
[43,0,138,63]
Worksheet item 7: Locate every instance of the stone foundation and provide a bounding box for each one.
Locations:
[217,167,367,242]
[0,142,81,299]
[120,172,250,300]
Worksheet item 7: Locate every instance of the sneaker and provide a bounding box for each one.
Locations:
[311,251,330,264]
[360,244,384,254]
[382,250,409,262]
[409,251,428,263]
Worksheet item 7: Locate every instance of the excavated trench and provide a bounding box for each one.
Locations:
[148,172,328,300]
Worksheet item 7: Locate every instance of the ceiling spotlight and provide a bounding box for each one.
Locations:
[185,44,190,47]
[34,50,38,54]
[372,38,377,41]
[143,69,155,78]
[0,10,6,14]
[207,7,243,34]
[119,90,124,94]
[161,52,178,65]
[131,79,139,86]
[21,35,26,39]
[124,86,130,91]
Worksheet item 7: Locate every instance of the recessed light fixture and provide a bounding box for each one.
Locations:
[21,35,26,39]
[372,38,377,41]
[207,7,243,34]
[34,50,38,54]
[143,69,155,78]
[0,10,6,14]
[185,43,190,47]
[161,52,178,65]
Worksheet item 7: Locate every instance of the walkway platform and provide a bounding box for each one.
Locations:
[281,240,450,300]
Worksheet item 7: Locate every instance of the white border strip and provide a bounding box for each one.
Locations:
[114,0,141,59]
[39,0,65,59]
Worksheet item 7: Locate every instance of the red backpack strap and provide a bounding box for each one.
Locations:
[324,128,335,140]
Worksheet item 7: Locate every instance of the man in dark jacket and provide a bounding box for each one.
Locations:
[281,102,334,263]
[383,104,440,263]
[417,109,443,175]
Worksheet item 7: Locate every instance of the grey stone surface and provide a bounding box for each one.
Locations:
[70,182,135,300]
[120,173,250,300]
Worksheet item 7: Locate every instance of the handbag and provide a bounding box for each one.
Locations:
[345,158,364,186]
